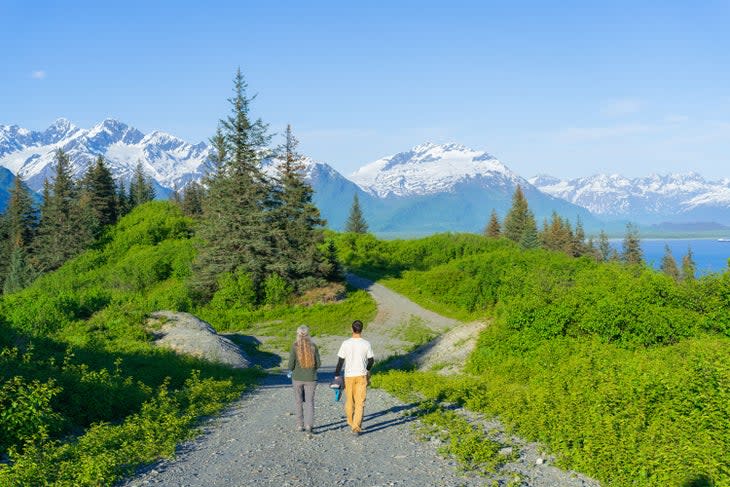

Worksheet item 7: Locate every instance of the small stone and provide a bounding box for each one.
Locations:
[499,447,513,456]
[536,457,545,465]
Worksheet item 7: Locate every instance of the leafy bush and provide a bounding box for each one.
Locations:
[209,269,257,311]
[0,375,63,452]
[263,273,292,306]
[347,232,730,486]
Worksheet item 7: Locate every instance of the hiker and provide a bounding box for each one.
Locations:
[288,324,321,434]
[334,320,375,436]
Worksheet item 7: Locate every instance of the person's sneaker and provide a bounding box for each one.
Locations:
[305,426,314,438]
[296,425,304,432]
[351,429,360,436]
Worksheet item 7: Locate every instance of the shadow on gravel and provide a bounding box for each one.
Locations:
[360,403,421,435]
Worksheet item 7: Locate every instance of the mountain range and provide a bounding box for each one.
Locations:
[1,119,729,234]
[530,174,730,227]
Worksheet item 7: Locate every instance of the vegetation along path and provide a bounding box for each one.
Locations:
[123,275,598,487]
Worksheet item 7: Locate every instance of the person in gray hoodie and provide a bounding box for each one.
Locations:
[288,325,321,435]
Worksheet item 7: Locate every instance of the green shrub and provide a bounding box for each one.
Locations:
[209,269,257,311]
[0,376,63,452]
[263,273,292,306]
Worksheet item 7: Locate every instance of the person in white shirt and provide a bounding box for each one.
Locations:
[334,320,374,436]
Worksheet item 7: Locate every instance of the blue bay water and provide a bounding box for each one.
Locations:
[611,239,730,275]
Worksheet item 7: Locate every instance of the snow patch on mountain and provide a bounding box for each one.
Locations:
[350,142,521,197]
[530,172,730,220]
[0,119,212,191]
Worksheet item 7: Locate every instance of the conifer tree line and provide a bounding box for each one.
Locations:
[0,154,156,294]
[485,185,696,279]
[190,69,340,305]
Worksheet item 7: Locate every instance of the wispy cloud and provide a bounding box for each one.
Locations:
[31,70,47,80]
[555,123,655,142]
[600,98,644,117]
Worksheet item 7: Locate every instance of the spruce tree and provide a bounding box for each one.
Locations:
[597,230,613,262]
[503,185,529,243]
[484,209,501,238]
[129,162,156,208]
[345,193,369,234]
[79,155,118,232]
[33,149,84,272]
[194,69,273,298]
[5,174,37,250]
[681,246,696,281]
[0,214,9,287]
[572,216,586,257]
[660,244,680,280]
[116,180,131,217]
[519,210,539,249]
[181,181,204,216]
[1,174,38,292]
[271,125,327,287]
[621,222,643,265]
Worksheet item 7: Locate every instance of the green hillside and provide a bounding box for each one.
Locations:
[336,232,730,486]
[0,201,374,485]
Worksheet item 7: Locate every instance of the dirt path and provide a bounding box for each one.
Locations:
[122,275,599,487]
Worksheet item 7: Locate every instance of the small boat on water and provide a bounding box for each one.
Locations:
[719,238,730,242]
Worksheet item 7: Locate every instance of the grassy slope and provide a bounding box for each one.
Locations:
[0,202,375,486]
[339,232,730,486]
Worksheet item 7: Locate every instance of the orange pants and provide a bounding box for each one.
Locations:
[344,375,368,432]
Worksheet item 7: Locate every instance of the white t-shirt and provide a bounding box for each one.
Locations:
[337,337,374,377]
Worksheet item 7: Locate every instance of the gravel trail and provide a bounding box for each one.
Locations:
[123,275,599,487]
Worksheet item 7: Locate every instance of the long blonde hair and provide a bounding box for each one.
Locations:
[295,325,316,369]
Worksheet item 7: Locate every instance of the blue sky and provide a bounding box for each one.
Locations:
[2,1,729,179]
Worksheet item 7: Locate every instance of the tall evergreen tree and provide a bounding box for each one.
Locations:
[33,149,84,272]
[5,174,37,250]
[345,193,368,234]
[181,181,204,216]
[1,174,38,292]
[79,155,118,232]
[193,69,273,298]
[572,216,586,257]
[116,180,131,217]
[621,222,643,265]
[597,230,614,262]
[519,210,539,249]
[128,162,156,208]
[540,211,573,254]
[503,185,530,243]
[271,125,327,286]
[681,246,696,281]
[660,244,680,280]
[484,209,501,238]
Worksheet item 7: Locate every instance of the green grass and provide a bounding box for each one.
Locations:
[388,315,439,349]
[0,202,369,485]
[347,232,730,486]
[196,287,376,352]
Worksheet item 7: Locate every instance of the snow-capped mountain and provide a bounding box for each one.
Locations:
[0,118,212,193]
[530,173,730,225]
[349,142,598,233]
[350,142,522,197]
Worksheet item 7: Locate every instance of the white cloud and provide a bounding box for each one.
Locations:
[600,98,644,117]
[31,70,47,79]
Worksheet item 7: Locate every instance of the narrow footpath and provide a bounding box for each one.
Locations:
[122,276,599,487]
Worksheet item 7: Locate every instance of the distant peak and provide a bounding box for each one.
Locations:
[411,142,471,153]
[49,117,76,131]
